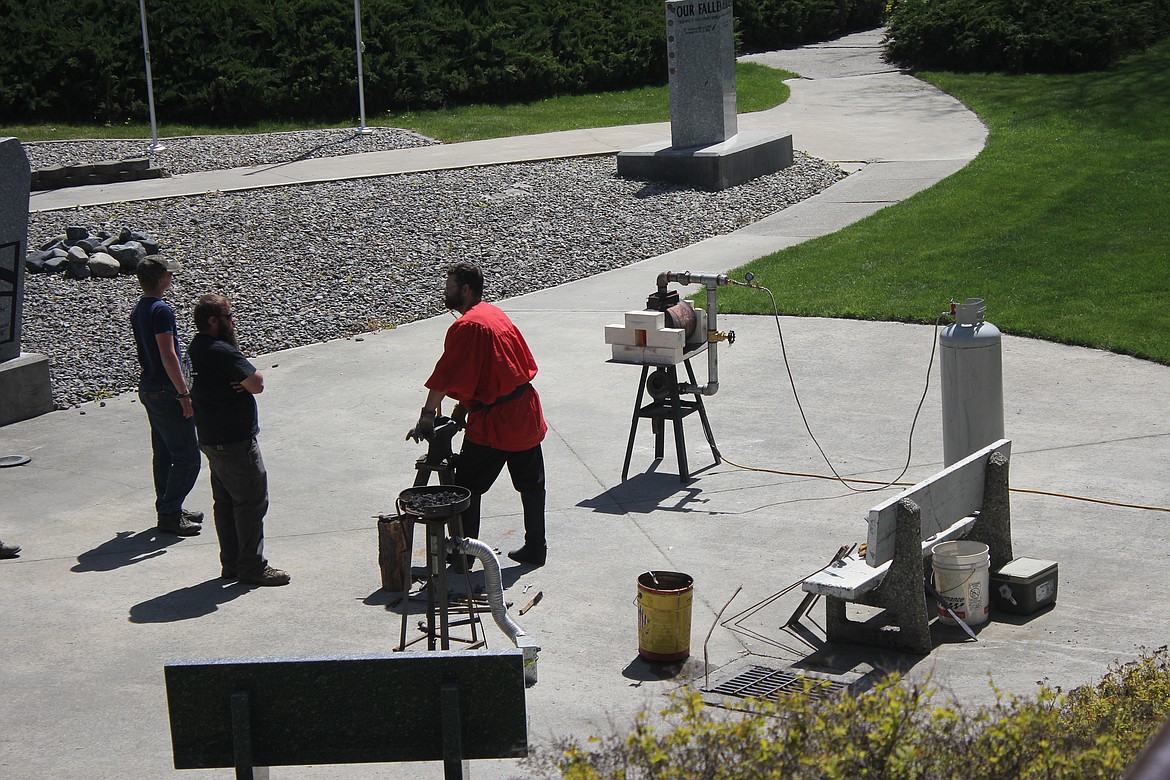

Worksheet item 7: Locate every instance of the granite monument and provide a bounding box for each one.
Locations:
[617,0,793,190]
[0,137,54,425]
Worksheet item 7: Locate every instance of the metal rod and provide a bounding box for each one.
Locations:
[353,0,372,134]
[137,0,164,152]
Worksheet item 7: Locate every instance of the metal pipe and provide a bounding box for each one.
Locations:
[453,537,540,686]
[656,271,730,396]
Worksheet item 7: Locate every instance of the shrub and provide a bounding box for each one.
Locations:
[736,0,886,52]
[0,0,884,125]
[884,0,1170,73]
[526,647,1170,779]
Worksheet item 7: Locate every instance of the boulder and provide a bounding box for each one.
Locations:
[66,246,89,263]
[43,256,67,273]
[25,253,47,274]
[108,241,146,272]
[65,226,89,241]
[88,252,121,278]
[65,261,91,280]
[39,234,66,251]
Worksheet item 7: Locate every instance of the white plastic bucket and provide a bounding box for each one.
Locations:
[931,540,991,627]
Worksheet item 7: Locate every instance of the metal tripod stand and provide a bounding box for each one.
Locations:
[622,357,721,482]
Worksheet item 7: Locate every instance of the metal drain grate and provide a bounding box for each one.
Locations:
[706,665,850,702]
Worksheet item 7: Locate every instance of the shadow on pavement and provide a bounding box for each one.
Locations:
[578,470,710,515]
[129,578,250,623]
[72,529,189,572]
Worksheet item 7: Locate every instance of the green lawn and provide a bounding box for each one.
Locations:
[386,62,791,142]
[719,39,1170,365]
[1,62,791,143]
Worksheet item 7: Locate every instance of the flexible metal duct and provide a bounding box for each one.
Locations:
[453,537,541,686]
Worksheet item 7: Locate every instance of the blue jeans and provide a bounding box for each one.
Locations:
[139,389,201,524]
[200,438,269,577]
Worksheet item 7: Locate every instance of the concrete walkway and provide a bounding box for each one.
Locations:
[5,29,1169,780]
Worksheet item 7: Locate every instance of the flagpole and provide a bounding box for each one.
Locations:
[354,0,373,135]
[138,0,164,152]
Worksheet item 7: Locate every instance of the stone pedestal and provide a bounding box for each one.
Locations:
[0,352,54,426]
[617,130,793,191]
[616,1,793,191]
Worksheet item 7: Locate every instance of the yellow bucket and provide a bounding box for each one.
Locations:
[636,571,693,661]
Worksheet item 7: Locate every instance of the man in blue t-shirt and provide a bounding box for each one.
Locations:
[188,294,289,587]
[131,256,202,536]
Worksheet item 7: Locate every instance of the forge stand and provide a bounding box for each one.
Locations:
[621,357,721,483]
[394,418,486,652]
[396,511,484,652]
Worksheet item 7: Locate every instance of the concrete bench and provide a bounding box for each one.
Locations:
[164,648,528,779]
[802,439,1013,654]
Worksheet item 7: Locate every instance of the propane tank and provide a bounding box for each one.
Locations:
[940,299,1005,466]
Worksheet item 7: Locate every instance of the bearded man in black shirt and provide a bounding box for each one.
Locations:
[188,294,289,587]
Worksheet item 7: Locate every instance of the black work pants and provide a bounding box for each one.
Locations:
[454,440,546,549]
[200,437,269,577]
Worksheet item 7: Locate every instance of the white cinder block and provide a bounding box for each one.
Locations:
[642,345,684,365]
[611,344,646,363]
[624,310,665,330]
[645,327,685,349]
[604,325,640,346]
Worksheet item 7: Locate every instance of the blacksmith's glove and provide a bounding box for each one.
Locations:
[406,408,436,442]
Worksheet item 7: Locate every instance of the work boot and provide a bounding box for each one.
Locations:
[240,565,291,587]
[181,508,204,524]
[507,545,546,567]
[157,516,201,536]
[0,541,20,559]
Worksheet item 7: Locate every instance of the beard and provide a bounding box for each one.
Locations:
[444,289,462,311]
[220,320,240,348]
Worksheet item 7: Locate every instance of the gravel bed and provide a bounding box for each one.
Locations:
[23,146,846,409]
[22,127,438,175]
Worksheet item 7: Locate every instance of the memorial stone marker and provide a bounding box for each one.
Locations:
[0,138,29,364]
[0,137,53,425]
[617,0,793,190]
[666,0,737,148]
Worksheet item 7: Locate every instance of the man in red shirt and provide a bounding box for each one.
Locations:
[409,262,548,567]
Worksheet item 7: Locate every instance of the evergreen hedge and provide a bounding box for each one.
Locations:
[736,0,884,51]
[1,0,881,125]
[885,0,1170,73]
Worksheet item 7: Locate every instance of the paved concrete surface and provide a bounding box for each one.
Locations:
[5,29,1169,779]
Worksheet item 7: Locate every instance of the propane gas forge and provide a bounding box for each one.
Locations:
[606,271,750,482]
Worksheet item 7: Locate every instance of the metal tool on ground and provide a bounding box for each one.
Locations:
[924,579,978,641]
[719,545,855,656]
[518,591,543,616]
[783,544,855,629]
